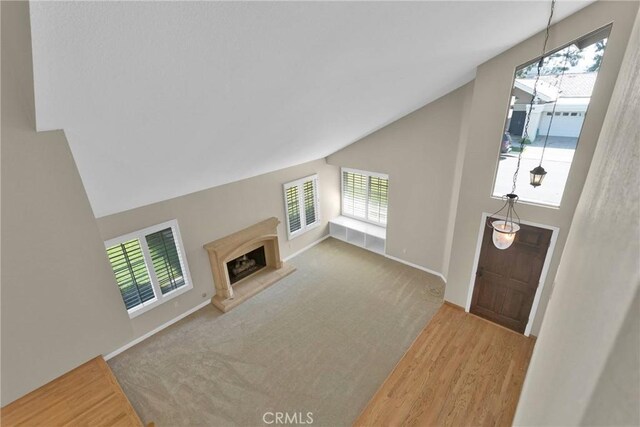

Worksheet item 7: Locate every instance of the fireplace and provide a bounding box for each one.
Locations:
[226,246,266,285]
[203,217,296,312]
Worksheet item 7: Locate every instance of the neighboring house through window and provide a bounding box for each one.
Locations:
[342,168,389,226]
[284,174,320,239]
[104,219,192,318]
[495,26,610,207]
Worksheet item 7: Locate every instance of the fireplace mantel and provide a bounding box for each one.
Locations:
[203,217,295,312]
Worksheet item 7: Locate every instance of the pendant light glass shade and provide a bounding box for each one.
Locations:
[530,165,547,187]
[488,194,521,250]
[488,0,555,250]
[491,221,520,250]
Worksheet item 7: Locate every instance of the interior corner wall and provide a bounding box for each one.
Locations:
[326,82,475,277]
[441,81,474,280]
[444,0,639,335]
[1,1,132,406]
[581,288,640,426]
[514,8,640,423]
[95,159,340,342]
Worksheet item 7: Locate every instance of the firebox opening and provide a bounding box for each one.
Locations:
[226,246,267,285]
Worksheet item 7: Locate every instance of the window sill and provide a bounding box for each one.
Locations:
[287,220,322,241]
[490,194,561,210]
[340,213,387,229]
[126,283,193,319]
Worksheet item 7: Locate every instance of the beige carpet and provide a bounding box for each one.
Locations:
[109,238,445,426]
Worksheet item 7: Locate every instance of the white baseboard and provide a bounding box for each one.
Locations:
[105,234,329,361]
[283,234,331,262]
[104,236,443,360]
[384,254,447,283]
[104,300,210,360]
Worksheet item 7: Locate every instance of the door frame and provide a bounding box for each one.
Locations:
[464,212,559,336]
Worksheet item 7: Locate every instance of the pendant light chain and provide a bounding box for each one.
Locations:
[489,0,556,250]
[512,0,556,194]
[539,44,570,167]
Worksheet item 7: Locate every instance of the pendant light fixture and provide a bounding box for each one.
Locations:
[489,0,555,250]
[530,41,571,188]
[491,194,521,250]
[529,165,547,187]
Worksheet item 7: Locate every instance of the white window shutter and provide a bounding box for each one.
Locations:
[285,185,302,235]
[342,168,389,226]
[284,175,320,240]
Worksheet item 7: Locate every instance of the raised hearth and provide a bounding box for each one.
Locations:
[203,217,295,312]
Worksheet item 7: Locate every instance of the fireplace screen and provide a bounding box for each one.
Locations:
[226,246,267,285]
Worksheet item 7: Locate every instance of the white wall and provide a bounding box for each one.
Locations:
[326,3,638,314]
[96,159,340,341]
[1,1,340,405]
[2,0,637,410]
[445,0,639,335]
[1,1,132,406]
[327,83,474,277]
[581,288,639,426]
[514,9,640,423]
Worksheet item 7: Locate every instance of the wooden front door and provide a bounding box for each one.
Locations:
[470,218,552,333]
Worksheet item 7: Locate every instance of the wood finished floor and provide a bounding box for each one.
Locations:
[0,357,143,427]
[355,303,535,427]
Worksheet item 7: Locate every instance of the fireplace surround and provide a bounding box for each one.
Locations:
[203,217,295,312]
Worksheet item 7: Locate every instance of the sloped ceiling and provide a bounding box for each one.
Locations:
[30,1,591,217]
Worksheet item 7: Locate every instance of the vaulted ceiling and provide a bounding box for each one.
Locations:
[30,1,591,217]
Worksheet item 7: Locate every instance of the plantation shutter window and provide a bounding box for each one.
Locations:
[106,239,155,310]
[145,228,186,295]
[303,180,317,225]
[342,171,367,219]
[341,168,389,226]
[104,220,193,318]
[368,176,389,224]
[285,186,302,234]
[283,175,320,239]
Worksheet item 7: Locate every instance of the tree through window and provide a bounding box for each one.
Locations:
[494,26,611,207]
